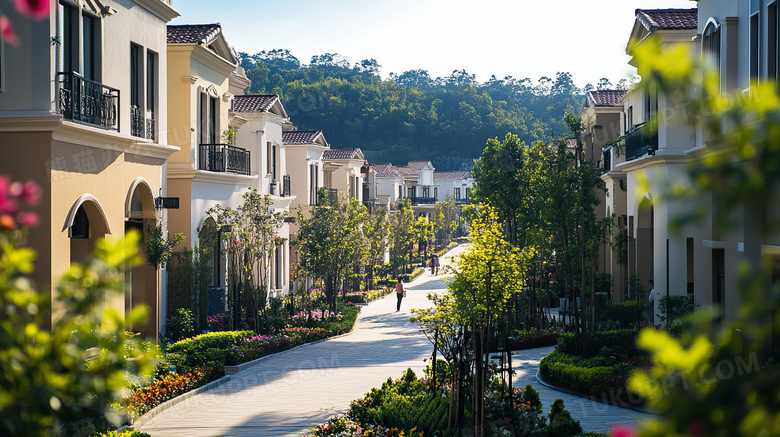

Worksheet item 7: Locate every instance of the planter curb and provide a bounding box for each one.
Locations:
[535,370,655,415]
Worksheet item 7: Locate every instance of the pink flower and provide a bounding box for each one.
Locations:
[0,16,19,47]
[16,211,38,228]
[14,0,50,20]
[609,425,637,437]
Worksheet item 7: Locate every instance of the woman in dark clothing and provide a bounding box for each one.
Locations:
[396,278,405,312]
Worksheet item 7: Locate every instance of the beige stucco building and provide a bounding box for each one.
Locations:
[0,0,180,338]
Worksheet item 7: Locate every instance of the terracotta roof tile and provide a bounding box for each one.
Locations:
[371,163,400,178]
[434,171,472,181]
[232,95,278,113]
[587,90,626,107]
[282,130,323,145]
[323,148,362,160]
[636,9,697,31]
[397,160,433,176]
[167,24,222,45]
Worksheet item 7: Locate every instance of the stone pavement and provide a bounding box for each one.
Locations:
[140,245,468,436]
[511,346,651,434]
[140,243,650,436]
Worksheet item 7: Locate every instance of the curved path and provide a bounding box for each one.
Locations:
[140,245,467,436]
[511,346,651,433]
[140,244,649,436]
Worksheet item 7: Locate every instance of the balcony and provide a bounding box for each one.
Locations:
[198,144,250,175]
[625,123,658,162]
[57,72,119,131]
[455,198,469,205]
[326,188,338,203]
[271,175,291,197]
[410,196,436,205]
[131,106,156,141]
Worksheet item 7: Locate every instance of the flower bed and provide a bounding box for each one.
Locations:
[121,367,213,417]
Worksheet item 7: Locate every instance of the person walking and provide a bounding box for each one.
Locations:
[396,278,405,312]
[435,255,440,275]
[430,255,436,275]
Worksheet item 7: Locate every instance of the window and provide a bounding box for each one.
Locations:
[408,187,415,198]
[466,188,471,200]
[130,44,143,137]
[266,142,277,180]
[627,106,633,131]
[643,85,657,123]
[398,185,403,199]
[199,93,217,144]
[751,12,760,80]
[454,188,461,200]
[769,2,779,84]
[703,22,721,82]
[422,187,430,198]
[59,1,100,80]
[146,50,157,140]
[434,187,438,200]
[310,164,316,205]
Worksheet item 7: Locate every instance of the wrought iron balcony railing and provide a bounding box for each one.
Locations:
[410,196,436,205]
[625,123,658,162]
[198,143,250,175]
[57,72,119,131]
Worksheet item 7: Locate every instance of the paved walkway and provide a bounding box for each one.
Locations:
[140,245,468,436]
[511,346,651,434]
[140,244,649,436]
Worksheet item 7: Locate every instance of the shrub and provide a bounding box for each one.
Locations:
[539,351,617,396]
[121,367,213,416]
[601,301,649,329]
[509,328,562,350]
[164,308,195,341]
[556,330,637,357]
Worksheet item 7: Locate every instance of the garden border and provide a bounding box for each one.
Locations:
[129,306,363,430]
[535,370,655,415]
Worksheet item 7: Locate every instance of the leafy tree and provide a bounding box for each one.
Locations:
[447,204,534,433]
[388,199,416,274]
[208,189,284,332]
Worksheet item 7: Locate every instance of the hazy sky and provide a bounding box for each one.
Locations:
[170,0,695,88]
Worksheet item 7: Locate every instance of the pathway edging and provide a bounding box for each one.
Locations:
[534,370,655,415]
[131,307,363,430]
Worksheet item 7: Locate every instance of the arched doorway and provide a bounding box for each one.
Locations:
[125,179,158,340]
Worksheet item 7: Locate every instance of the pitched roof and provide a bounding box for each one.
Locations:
[371,163,400,178]
[232,95,278,113]
[636,9,697,31]
[282,130,323,145]
[323,148,362,160]
[434,171,472,181]
[397,160,433,176]
[167,24,222,45]
[587,90,626,107]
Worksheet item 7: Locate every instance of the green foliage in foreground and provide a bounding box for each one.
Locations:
[0,231,158,436]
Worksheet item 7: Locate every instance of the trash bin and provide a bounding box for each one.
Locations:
[208,287,226,315]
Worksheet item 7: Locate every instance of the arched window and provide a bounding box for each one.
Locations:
[703,21,721,78]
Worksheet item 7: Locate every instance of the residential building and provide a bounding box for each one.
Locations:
[580,90,627,301]
[322,148,365,202]
[165,24,254,292]
[433,171,473,205]
[0,0,179,338]
[283,129,329,209]
[396,160,436,218]
[372,163,404,209]
[232,94,295,296]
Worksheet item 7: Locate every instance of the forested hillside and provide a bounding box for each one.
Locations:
[239,50,594,168]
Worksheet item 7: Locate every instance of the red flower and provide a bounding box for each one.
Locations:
[0,16,20,47]
[609,425,637,437]
[14,0,50,20]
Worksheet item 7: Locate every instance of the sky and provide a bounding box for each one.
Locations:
[170,0,696,88]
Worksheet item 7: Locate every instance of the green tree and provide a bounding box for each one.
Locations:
[208,189,284,332]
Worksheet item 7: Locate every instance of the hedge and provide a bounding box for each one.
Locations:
[556,329,637,357]
[508,329,561,350]
[539,351,618,397]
